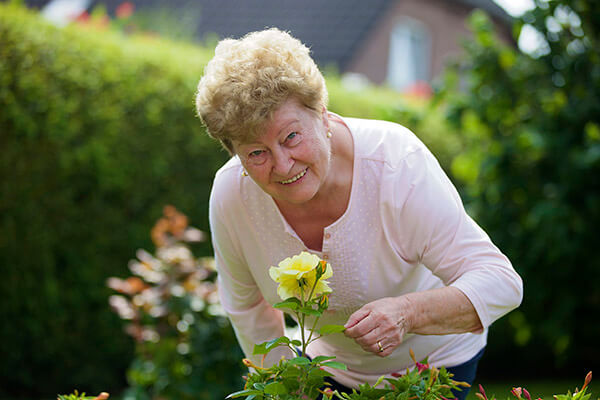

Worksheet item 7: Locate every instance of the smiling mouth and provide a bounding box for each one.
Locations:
[279,168,307,185]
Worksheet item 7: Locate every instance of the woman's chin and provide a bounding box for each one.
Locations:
[273,184,319,206]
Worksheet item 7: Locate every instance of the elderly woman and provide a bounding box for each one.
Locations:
[195,28,522,399]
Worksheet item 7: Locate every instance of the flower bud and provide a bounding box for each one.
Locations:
[479,384,488,400]
[523,388,531,400]
[319,294,329,308]
[242,358,264,370]
[582,371,592,391]
[409,348,417,363]
[511,387,522,398]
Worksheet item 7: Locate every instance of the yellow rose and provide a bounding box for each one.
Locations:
[268,252,332,301]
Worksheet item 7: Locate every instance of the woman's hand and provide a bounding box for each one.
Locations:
[344,288,483,357]
[343,297,413,357]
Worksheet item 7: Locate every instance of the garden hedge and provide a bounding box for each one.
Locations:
[0,4,228,397]
[1,4,460,397]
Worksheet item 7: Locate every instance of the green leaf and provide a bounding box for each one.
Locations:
[308,367,334,380]
[273,298,301,311]
[573,389,592,400]
[226,389,263,399]
[264,382,287,395]
[318,324,346,335]
[252,342,269,355]
[312,355,336,363]
[321,361,348,370]
[281,366,302,378]
[266,336,290,350]
[291,339,301,346]
[253,336,290,354]
[299,307,322,316]
[288,356,311,365]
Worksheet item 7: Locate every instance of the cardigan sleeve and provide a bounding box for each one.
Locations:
[388,146,523,329]
[209,171,292,366]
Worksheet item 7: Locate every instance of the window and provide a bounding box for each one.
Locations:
[387,17,431,91]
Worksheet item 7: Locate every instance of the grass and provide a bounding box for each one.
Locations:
[465,377,597,400]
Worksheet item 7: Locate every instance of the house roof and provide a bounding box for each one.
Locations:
[25,0,512,69]
[189,0,395,70]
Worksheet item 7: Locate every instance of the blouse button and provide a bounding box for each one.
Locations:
[323,254,329,260]
[325,233,331,239]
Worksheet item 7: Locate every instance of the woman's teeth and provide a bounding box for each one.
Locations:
[280,169,307,184]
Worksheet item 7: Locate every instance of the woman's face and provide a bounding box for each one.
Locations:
[234,97,332,206]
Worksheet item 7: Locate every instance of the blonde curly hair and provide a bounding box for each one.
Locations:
[195,28,328,154]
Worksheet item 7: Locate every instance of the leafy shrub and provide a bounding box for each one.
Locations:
[437,2,600,376]
[327,78,464,175]
[58,391,110,400]
[0,3,228,396]
[107,206,244,400]
[225,251,467,400]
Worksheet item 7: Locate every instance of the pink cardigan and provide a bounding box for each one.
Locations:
[209,116,523,388]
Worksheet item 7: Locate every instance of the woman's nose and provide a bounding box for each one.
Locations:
[271,148,294,175]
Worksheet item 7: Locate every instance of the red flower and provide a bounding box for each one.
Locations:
[403,81,433,99]
[416,361,429,373]
[116,2,134,19]
[75,11,90,23]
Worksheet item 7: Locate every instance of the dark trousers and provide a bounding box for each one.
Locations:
[321,347,485,400]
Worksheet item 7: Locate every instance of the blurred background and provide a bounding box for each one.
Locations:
[1,0,598,399]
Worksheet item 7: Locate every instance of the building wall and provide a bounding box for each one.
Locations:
[346,0,512,88]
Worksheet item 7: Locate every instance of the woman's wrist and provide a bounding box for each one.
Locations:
[398,287,483,335]
[395,294,416,334]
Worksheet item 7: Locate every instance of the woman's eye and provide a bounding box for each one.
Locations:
[285,132,300,144]
[247,150,267,165]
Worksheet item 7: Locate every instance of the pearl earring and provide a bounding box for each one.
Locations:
[327,130,332,138]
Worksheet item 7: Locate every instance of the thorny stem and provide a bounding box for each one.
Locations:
[306,277,318,304]
[300,278,323,356]
[299,287,307,357]
[305,279,324,347]
[305,314,320,348]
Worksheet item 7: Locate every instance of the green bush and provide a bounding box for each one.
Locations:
[0,3,463,397]
[107,206,244,400]
[327,79,464,173]
[437,2,600,376]
[0,3,229,397]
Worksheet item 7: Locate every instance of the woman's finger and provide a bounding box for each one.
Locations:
[344,312,378,339]
[344,306,371,330]
[353,326,382,347]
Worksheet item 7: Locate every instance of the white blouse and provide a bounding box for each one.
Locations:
[208,117,523,388]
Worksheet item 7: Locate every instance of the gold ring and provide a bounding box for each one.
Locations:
[377,341,384,353]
